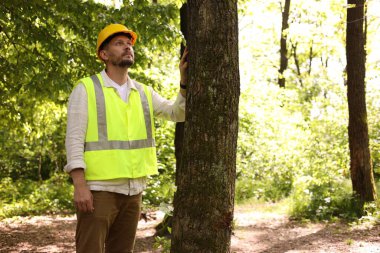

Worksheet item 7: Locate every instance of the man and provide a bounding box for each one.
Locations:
[64,23,188,253]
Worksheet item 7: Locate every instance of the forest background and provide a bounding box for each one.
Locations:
[1,0,380,222]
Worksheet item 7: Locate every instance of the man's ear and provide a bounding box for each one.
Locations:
[99,50,109,61]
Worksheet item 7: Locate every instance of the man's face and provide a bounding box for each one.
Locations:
[101,34,134,68]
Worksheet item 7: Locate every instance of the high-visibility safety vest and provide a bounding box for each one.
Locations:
[81,74,158,180]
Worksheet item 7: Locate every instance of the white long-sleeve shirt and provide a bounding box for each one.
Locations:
[65,70,185,195]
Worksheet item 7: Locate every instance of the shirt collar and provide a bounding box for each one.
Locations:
[100,69,137,90]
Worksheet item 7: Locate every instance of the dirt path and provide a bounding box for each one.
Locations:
[0,205,379,253]
[232,205,380,253]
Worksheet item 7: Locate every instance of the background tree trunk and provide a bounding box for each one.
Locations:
[278,0,291,88]
[171,1,240,252]
[346,0,377,204]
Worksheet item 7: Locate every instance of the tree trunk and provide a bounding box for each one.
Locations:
[278,0,291,88]
[171,1,240,252]
[291,41,303,87]
[308,42,313,75]
[38,153,42,181]
[346,0,377,204]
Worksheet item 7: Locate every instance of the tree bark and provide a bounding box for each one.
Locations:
[278,0,291,88]
[308,42,313,75]
[171,1,240,252]
[346,0,377,204]
[291,41,303,87]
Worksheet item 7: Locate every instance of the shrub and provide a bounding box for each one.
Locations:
[0,173,74,219]
[289,178,361,220]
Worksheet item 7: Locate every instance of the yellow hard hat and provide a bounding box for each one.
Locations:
[96,24,138,58]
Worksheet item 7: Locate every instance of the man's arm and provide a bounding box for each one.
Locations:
[70,168,94,212]
[151,89,186,122]
[65,84,93,212]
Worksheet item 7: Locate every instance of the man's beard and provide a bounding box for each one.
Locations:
[112,58,134,68]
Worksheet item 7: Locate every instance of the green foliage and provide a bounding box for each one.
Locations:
[153,236,171,252]
[236,77,349,205]
[236,84,304,201]
[289,178,361,220]
[1,101,66,180]
[153,201,174,252]
[367,77,380,178]
[0,173,74,219]
[234,0,380,221]
[144,120,176,205]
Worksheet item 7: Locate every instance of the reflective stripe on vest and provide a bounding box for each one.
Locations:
[84,74,155,151]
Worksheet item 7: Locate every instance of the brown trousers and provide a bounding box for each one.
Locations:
[76,191,142,253]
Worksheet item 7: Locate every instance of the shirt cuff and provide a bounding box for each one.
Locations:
[176,91,186,110]
[64,161,86,173]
